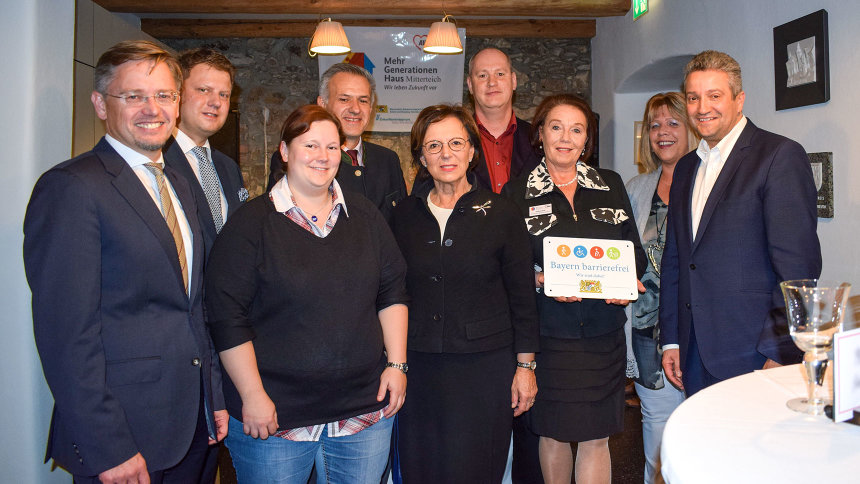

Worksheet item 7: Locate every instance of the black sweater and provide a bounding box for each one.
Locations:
[204,191,408,429]
[502,162,646,340]
[391,179,539,354]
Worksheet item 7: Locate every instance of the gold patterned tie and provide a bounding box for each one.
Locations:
[145,162,188,292]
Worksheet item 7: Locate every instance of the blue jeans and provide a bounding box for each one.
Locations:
[634,379,685,484]
[225,415,393,484]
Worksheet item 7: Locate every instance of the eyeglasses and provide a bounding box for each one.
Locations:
[423,137,470,154]
[104,91,179,106]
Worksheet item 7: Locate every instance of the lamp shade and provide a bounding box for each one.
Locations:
[423,19,462,54]
[310,19,351,55]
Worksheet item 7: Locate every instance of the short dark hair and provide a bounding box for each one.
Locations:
[531,94,597,164]
[280,104,345,146]
[178,48,236,86]
[94,40,181,94]
[410,104,480,184]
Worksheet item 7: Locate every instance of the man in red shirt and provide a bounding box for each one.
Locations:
[467,48,540,194]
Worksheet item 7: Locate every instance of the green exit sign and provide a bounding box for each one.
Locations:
[633,0,648,19]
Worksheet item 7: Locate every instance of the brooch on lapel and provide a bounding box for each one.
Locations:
[238,188,249,202]
[472,200,492,216]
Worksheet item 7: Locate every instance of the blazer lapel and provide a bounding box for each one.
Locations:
[692,122,756,250]
[96,139,188,296]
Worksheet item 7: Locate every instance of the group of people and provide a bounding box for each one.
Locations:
[24,37,821,484]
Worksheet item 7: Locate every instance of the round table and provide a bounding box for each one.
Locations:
[661,364,860,483]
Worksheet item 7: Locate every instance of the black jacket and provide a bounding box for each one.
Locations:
[502,160,646,339]
[391,176,539,354]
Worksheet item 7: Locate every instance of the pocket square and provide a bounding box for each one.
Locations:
[237,188,249,202]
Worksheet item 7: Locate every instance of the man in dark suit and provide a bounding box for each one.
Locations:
[24,40,226,483]
[466,47,542,484]
[660,50,821,397]
[268,63,406,223]
[164,48,246,258]
[467,47,540,194]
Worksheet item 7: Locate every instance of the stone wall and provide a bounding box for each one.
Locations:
[163,36,591,196]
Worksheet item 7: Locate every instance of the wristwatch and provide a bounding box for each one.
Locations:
[385,362,408,374]
[516,360,537,371]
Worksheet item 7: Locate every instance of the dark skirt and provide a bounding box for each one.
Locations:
[398,347,515,484]
[527,328,625,442]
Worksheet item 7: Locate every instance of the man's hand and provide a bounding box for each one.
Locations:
[99,452,149,484]
[209,410,229,444]
[378,367,407,418]
[662,349,685,391]
[511,368,538,417]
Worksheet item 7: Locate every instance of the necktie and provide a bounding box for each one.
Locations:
[191,146,224,233]
[346,149,359,166]
[145,162,189,292]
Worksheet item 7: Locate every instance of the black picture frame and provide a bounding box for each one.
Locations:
[773,10,829,110]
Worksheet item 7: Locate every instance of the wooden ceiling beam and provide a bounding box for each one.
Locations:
[141,18,596,39]
[98,0,629,17]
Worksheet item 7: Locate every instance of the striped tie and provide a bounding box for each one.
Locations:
[145,162,188,292]
[191,146,224,233]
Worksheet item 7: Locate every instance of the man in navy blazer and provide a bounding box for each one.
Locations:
[24,41,226,483]
[267,63,406,223]
[164,48,246,258]
[659,51,821,396]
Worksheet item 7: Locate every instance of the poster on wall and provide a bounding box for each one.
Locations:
[318,27,466,133]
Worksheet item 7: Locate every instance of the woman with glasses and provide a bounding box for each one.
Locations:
[625,92,698,483]
[501,94,645,484]
[391,104,539,483]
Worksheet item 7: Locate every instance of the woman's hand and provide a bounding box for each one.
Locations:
[511,369,537,417]
[378,367,407,418]
[536,272,582,303]
[241,390,279,439]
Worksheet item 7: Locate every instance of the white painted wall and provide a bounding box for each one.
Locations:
[1,1,158,480]
[593,0,860,320]
[1,0,75,482]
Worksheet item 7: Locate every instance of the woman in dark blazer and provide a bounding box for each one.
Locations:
[391,104,540,483]
[501,94,645,484]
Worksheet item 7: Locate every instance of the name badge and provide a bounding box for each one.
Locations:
[529,203,553,216]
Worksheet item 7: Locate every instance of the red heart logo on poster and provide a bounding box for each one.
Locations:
[413,35,427,50]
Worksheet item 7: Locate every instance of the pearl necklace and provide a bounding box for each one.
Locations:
[555,177,577,188]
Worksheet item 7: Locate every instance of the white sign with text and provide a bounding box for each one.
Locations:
[318,27,466,132]
[543,237,639,300]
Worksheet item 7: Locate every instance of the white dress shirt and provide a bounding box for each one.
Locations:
[174,129,228,222]
[105,134,194,290]
[690,116,747,239]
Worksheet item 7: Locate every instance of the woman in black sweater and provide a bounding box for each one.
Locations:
[501,94,646,484]
[391,105,539,483]
[204,105,408,483]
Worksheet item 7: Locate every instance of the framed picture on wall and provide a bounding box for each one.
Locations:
[773,10,829,110]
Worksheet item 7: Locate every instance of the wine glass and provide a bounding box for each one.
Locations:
[780,279,851,415]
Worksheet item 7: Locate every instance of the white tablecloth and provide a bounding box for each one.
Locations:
[661,364,860,483]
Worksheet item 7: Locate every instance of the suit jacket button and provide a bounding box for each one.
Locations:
[354,169,362,177]
[391,200,396,207]
[433,314,441,321]
[431,275,442,282]
[444,239,453,247]
[192,357,201,367]
[685,303,691,309]
[458,207,465,213]
[79,458,84,464]
[689,263,696,270]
